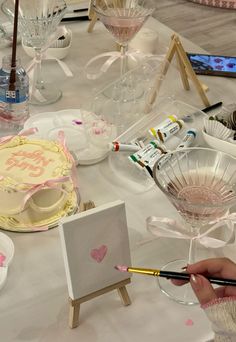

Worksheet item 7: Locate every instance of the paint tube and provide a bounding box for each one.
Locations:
[149,115,178,137]
[129,140,160,162]
[131,146,167,178]
[157,120,184,143]
[109,141,140,152]
[137,146,166,168]
[176,129,198,150]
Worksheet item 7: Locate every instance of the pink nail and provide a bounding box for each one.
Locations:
[191,274,204,290]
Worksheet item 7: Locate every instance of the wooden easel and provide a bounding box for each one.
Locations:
[68,200,132,329]
[87,0,97,33]
[87,0,101,33]
[69,278,131,328]
[145,34,210,113]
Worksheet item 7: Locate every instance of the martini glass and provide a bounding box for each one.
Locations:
[93,0,155,81]
[2,0,67,105]
[152,147,236,305]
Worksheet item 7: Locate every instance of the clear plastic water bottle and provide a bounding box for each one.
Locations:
[0,55,29,135]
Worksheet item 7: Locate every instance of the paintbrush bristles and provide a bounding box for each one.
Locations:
[114,265,128,272]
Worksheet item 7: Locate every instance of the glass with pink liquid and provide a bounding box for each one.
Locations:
[93,0,155,77]
[152,147,236,305]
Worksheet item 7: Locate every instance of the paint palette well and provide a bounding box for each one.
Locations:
[23,109,115,165]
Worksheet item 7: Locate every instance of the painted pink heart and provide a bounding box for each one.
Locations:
[90,245,108,263]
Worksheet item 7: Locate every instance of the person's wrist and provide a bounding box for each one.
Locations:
[202,296,236,309]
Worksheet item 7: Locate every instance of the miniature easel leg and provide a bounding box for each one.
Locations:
[87,13,97,33]
[68,279,131,328]
[176,50,190,90]
[117,285,131,306]
[69,299,80,329]
[144,38,177,113]
[173,35,210,106]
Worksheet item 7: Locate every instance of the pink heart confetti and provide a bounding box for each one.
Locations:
[0,253,6,267]
[90,245,108,263]
[185,319,194,326]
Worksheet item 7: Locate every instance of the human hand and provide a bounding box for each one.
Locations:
[172,258,236,305]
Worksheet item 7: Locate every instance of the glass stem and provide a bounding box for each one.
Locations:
[120,44,128,76]
[188,226,200,265]
[34,48,44,91]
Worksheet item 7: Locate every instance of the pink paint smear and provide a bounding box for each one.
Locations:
[0,253,6,267]
[185,319,194,326]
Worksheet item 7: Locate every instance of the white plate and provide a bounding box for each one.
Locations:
[202,130,236,157]
[24,109,111,165]
[0,232,14,290]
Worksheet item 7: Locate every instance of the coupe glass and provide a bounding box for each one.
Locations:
[152,147,236,305]
[2,0,67,105]
[93,0,155,78]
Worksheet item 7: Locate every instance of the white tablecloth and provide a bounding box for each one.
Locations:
[0,11,236,342]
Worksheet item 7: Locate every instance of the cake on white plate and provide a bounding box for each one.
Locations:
[0,135,79,232]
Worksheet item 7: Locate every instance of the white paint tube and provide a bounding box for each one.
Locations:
[157,120,185,143]
[149,115,178,137]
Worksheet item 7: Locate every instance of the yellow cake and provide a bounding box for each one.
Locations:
[0,136,78,232]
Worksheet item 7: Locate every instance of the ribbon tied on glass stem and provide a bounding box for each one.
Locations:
[146,213,236,249]
[85,50,151,80]
[26,26,73,101]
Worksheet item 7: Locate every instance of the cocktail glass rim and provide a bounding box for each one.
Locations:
[153,146,236,210]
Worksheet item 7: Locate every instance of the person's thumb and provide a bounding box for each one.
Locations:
[190,274,217,305]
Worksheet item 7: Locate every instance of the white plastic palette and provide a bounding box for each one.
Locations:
[24,109,116,165]
[0,232,14,290]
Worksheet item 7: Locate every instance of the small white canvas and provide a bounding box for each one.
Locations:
[59,200,132,300]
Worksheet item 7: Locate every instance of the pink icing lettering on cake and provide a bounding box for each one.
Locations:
[12,150,54,166]
[5,149,54,177]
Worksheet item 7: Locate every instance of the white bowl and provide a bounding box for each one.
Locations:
[22,29,72,60]
[202,130,236,157]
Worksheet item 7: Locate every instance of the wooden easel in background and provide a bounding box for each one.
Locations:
[87,0,98,33]
[69,278,131,328]
[145,34,210,113]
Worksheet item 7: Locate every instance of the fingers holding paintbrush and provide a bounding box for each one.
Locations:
[115,258,236,306]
